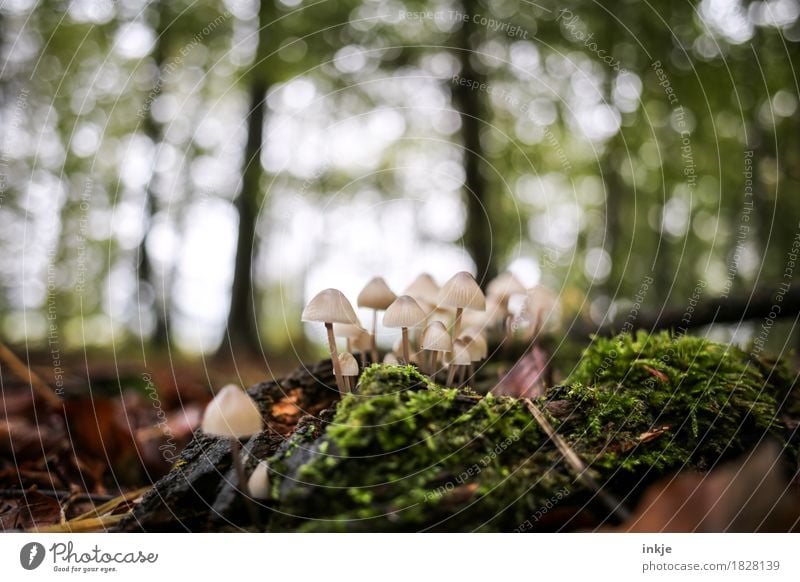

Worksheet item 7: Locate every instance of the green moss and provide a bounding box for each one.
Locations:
[267,334,797,532]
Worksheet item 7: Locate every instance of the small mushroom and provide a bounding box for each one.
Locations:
[524,284,559,338]
[338,352,359,392]
[247,460,270,500]
[349,327,372,367]
[302,288,360,395]
[201,384,263,522]
[383,295,426,364]
[459,333,488,384]
[201,384,263,438]
[487,272,526,341]
[334,322,369,354]
[445,339,472,387]
[419,321,452,377]
[357,277,397,362]
[383,352,400,365]
[403,273,440,305]
[438,272,486,343]
[487,271,526,307]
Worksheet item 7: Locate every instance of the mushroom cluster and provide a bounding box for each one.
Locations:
[301,271,557,390]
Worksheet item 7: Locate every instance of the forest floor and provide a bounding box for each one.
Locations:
[2,332,799,532]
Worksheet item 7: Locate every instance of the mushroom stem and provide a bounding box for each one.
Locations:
[446,364,458,387]
[371,310,379,363]
[453,307,464,342]
[230,439,259,526]
[325,322,347,394]
[401,327,411,364]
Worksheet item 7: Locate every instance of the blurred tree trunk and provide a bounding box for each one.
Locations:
[219,0,275,356]
[138,0,168,346]
[451,15,497,286]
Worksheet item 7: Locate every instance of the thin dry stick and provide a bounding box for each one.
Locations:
[524,399,632,522]
[30,513,128,533]
[72,485,152,522]
[0,341,62,408]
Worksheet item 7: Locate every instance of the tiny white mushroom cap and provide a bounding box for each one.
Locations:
[248,460,270,500]
[460,335,487,362]
[420,321,452,353]
[403,273,440,305]
[383,352,400,364]
[383,295,426,328]
[357,277,397,310]
[333,322,368,338]
[449,339,472,366]
[462,329,489,358]
[351,329,372,352]
[338,352,359,377]
[523,284,561,333]
[487,271,526,300]
[201,384,263,439]
[438,272,486,311]
[302,288,360,325]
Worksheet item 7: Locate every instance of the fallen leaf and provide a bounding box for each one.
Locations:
[616,442,800,532]
[0,489,61,531]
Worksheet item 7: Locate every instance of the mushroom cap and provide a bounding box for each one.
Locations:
[383,295,426,328]
[420,321,452,353]
[383,352,399,364]
[438,272,486,311]
[351,329,372,352]
[357,277,397,310]
[487,271,526,300]
[460,334,487,361]
[338,352,359,377]
[403,273,440,305]
[302,288,360,325]
[201,384,263,439]
[449,339,473,365]
[333,322,368,338]
[247,460,270,500]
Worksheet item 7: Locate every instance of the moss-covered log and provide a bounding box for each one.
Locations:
[119,332,799,532]
[269,332,797,532]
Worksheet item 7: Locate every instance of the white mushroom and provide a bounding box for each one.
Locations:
[403,273,440,306]
[419,321,452,377]
[302,288,360,395]
[201,384,264,514]
[438,272,486,342]
[247,460,270,500]
[338,352,360,392]
[446,339,472,387]
[383,295,426,364]
[201,384,263,439]
[357,277,397,362]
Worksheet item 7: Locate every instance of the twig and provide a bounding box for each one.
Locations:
[523,399,632,522]
[0,341,62,408]
[29,513,128,533]
[0,489,116,503]
[72,485,152,521]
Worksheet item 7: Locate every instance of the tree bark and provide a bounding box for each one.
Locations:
[220,1,273,356]
[451,15,497,286]
[569,285,800,338]
[138,0,168,346]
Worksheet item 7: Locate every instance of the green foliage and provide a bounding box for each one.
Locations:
[267,334,797,531]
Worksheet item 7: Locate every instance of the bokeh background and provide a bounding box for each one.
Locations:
[1,0,799,367]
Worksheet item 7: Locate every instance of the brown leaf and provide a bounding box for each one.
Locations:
[63,397,140,484]
[616,442,800,532]
[492,346,550,399]
[0,489,61,531]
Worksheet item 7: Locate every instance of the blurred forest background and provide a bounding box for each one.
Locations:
[1,0,799,366]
